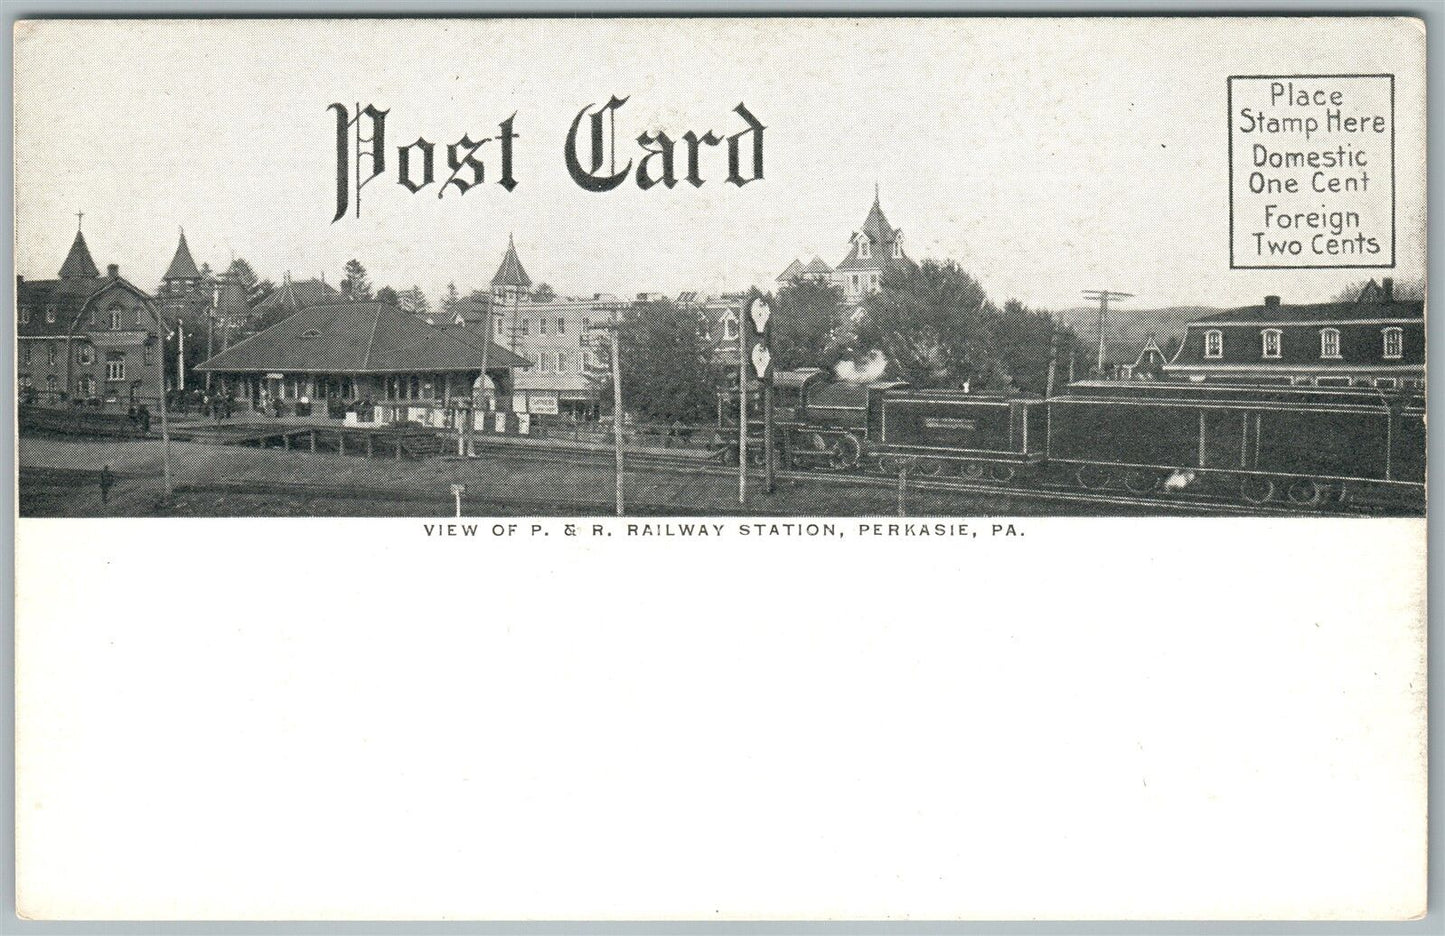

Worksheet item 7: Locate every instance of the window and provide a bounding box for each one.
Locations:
[45,306,56,324]
[47,343,56,366]
[106,356,126,382]
[521,318,529,336]
[494,317,504,338]
[849,273,859,292]
[892,240,902,259]
[858,238,870,260]
[108,308,122,329]
[1204,330,1223,359]
[77,343,92,365]
[582,317,591,333]
[19,307,29,325]
[556,318,565,335]
[1261,329,1281,359]
[135,308,144,326]
[1375,377,1398,389]
[1320,328,1341,359]
[721,311,739,341]
[551,351,564,373]
[78,375,95,397]
[46,375,57,392]
[539,318,547,335]
[1382,327,1403,359]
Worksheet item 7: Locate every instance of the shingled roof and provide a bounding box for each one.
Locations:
[58,230,100,279]
[164,230,202,281]
[490,234,532,288]
[196,301,529,373]
[252,275,340,316]
[836,190,912,273]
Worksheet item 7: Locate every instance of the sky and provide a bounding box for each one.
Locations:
[14,17,1426,312]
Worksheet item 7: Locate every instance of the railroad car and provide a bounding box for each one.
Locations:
[726,369,1425,510]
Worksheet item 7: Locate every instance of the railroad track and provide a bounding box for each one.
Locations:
[455,438,1377,517]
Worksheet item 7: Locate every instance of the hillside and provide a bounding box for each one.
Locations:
[1053,305,1217,361]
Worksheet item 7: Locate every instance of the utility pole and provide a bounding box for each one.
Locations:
[1046,331,1059,398]
[738,328,747,505]
[156,322,172,502]
[589,310,625,516]
[609,312,624,517]
[177,317,185,392]
[205,286,216,391]
[1081,289,1133,377]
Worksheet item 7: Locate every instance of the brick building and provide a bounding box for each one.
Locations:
[1163,279,1425,389]
[17,225,165,407]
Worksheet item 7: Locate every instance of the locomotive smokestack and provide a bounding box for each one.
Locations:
[1382,277,1394,302]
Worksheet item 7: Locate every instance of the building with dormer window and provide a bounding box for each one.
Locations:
[777,188,916,305]
[1164,279,1424,389]
[17,223,165,407]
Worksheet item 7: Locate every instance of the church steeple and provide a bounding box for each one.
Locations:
[58,225,100,279]
[164,228,202,281]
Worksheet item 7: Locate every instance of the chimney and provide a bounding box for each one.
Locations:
[1264,295,1281,310]
[1382,277,1394,302]
[107,263,119,278]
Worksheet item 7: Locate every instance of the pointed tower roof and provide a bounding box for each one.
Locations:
[776,259,804,282]
[215,274,250,317]
[164,229,202,281]
[859,188,896,243]
[58,229,100,279]
[490,234,532,288]
[803,256,834,275]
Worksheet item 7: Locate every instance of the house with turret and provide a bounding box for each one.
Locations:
[17,223,165,406]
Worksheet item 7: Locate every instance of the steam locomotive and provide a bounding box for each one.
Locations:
[722,368,1426,510]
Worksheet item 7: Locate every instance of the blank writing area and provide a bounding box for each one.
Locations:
[15,518,1427,920]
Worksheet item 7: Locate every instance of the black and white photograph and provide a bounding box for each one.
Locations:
[11,13,1431,924]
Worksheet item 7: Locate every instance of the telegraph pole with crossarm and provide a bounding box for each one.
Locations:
[1081,289,1134,377]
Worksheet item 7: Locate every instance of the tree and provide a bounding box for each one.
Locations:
[531,282,557,303]
[589,299,718,424]
[224,258,273,308]
[993,299,1069,394]
[853,259,997,388]
[440,282,461,315]
[397,286,431,316]
[1328,277,1425,303]
[341,259,373,301]
[772,277,848,369]
[376,285,399,306]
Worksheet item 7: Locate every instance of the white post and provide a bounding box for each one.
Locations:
[738,328,747,505]
[610,320,624,517]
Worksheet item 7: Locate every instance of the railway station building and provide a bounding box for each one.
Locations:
[1163,279,1425,390]
[195,299,528,408]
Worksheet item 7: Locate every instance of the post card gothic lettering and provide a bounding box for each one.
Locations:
[13,15,1428,925]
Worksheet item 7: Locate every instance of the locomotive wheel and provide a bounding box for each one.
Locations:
[988,463,1016,483]
[960,461,987,481]
[1123,469,1160,494]
[1287,479,1321,506]
[831,434,862,470]
[1240,476,1275,505]
[1076,465,1112,490]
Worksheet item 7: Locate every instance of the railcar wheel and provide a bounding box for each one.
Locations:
[917,458,945,477]
[1123,469,1160,494]
[1287,479,1321,506]
[988,463,1017,483]
[1076,465,1112,490]
[960,461,987,481]
[1240,477,1275,505]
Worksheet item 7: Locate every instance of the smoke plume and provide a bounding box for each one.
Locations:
[835,350,887,384]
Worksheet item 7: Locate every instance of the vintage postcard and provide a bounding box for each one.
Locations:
[12,16,1428,921]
